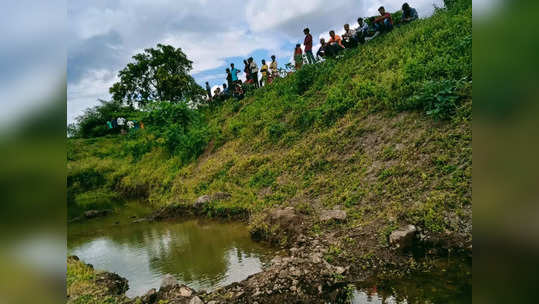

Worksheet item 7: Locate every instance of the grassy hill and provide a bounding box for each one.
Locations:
[68,0,471,250]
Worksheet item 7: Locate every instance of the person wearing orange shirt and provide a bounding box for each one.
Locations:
[327,30,345,57]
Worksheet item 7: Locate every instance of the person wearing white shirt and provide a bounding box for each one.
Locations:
[355,17,369,44]
[117,117,126,126]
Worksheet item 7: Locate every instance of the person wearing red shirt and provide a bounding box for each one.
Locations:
[303,28,316,64]
[374,6,394,32]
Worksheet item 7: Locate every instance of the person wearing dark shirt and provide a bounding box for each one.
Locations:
[303,28,316,64]
[401,3,419,24]
[226,68,233,89]
[374,6,394,32]
[317,38,328,59]
[205,81,212,101]
[244,59,251,82]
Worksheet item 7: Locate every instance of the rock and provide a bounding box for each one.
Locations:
[320,210,347,222]
[142,288,157,303]
[335,266,346,274]
[194,195,212,208]
[207,301,218,304]
[179,285,193,297]
[389,224,417,250]
[95,272,128,295]
[84,209,110,219]
[269,207,297,222]
[160,274,179,290]
[189,296,204,304]
[211,192,231,201]
[133,218,150,224]
[194,192,231,209]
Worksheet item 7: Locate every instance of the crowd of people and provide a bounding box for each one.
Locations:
[206,3,419,103]
[106,117,144,134]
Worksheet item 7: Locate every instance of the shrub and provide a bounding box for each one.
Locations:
[142,101,209,162]
[407,79,463,120]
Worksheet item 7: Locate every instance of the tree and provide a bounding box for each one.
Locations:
[71,99,135,138]
[109,44,205,107]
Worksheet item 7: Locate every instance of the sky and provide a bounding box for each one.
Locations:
[67,0,445,123]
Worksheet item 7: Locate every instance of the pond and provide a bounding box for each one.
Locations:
[348,257,471,304]
[67,203,275,298]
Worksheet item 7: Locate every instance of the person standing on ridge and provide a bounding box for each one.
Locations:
[226,68,233,90]
[260,59,269,87]
[248,57,259,88]
[303,28,315,64]
[294,44,303,70]
[270,55,278,79]
[230,63,240,86]
[244,59,251,83]
[205,81,212,101]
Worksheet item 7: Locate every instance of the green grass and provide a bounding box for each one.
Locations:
[67,258,128,304]
[68,1,472,241]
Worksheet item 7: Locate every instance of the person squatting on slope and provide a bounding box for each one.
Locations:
[401,2,419,24]
[327,30,345,56]
[342,24,358,48]
[303,28,316,64]
[374,6,394,33]
[355,17,369,44]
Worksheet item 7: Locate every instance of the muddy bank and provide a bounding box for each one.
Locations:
[68,194,471,303]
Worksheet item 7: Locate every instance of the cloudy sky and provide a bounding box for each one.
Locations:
[67,0,444,123]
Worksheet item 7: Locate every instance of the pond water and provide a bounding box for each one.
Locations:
[348,257,472,304]
[67,203,275,298]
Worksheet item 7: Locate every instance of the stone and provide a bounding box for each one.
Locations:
[142,288,157,304]
[320,210,347,222]
[211,192,231,201]
[189,296,204,304]
[179,285,193,297]
[389,224,417,250]
[194,192,231,208]
[207,301,218,304]
[194,195,212,207]
[84,209,109,219]
[160,274,178,290]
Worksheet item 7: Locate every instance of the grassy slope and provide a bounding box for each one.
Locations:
[68,3,471,246]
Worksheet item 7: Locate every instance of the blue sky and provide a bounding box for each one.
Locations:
[66,0,444,123]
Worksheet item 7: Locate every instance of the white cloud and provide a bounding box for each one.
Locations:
[67,0,447,123]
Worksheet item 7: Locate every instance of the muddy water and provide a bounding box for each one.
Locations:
[67,203,275,298]
[348,257,472,304]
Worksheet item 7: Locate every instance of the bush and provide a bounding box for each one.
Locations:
[142,101,209,162]
[407,79,463,120]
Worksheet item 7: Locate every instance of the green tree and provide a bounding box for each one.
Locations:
[71,99,135,138]
[109,44,205,107]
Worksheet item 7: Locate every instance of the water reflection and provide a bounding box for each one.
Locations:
[349,258,471,304]
[68,209,274,298]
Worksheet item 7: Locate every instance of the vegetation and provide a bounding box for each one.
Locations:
[109,43,205,107]
[68,0,471,246]
[67,257,129,304]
